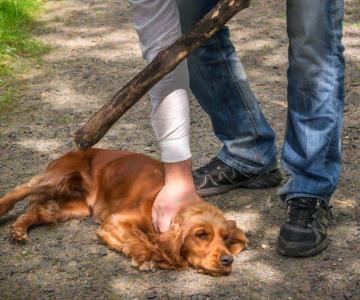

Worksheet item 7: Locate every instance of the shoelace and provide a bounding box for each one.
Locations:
[287,199,335,228]
[287,199,318,227]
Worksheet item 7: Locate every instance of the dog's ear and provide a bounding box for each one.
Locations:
[156,222,188,269]
[226,220,249,255]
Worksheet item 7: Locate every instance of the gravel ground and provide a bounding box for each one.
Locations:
[0,0,359,299]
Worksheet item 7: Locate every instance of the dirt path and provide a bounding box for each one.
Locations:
[0,0,359,299]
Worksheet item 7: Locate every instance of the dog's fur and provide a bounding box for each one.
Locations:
[0,148,248,275]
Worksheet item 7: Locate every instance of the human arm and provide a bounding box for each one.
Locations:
[129,0,198,232]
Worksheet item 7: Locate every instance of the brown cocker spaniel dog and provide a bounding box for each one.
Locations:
[0,149,248,275]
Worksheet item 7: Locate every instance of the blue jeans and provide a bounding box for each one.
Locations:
[176,0,345,204]
[177,0,277,175]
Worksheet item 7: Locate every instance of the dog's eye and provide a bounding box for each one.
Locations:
[195,230,209,240]
[223,235,231,244]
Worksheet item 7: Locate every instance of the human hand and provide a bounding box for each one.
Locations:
[152,182,200,233]
[152,159,200,233]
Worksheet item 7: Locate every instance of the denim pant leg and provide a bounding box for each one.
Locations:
[176,0,277,175]
[279,0,345,204]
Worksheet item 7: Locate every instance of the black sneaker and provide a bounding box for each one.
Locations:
[192,157,282,197]
[277,198,332,257]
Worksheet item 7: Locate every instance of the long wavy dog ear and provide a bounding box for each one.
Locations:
[155,222,188,269]
[226,220,249,255]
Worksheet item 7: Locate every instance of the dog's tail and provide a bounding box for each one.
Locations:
[0,170,85,218]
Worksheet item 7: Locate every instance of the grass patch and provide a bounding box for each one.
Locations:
[0,0,50,114]
[0,80,17,108]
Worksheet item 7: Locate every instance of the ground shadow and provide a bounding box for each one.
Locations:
[0,0,359,298]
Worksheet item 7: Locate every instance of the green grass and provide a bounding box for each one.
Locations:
[0,0,50,113]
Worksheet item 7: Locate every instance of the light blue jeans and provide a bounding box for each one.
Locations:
[176,0,345,204]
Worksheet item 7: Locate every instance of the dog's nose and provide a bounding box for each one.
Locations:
[220,254,234,266]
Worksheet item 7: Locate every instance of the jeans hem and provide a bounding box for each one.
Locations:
[217,150,276,175]
[281,193,331,207]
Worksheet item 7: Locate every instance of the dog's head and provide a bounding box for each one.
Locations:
[156,202,248,276]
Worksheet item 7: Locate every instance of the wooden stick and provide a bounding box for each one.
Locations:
[75,0,251,149]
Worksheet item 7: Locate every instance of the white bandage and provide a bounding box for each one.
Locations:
[151,85,191,163]
[129,0,191,163]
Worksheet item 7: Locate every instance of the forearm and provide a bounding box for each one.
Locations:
[150,63,191,163]
[130,0,192,164]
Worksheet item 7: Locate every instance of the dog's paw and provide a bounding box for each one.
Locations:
[9,226,28,243]
[122,246,130,256]
[131,258,156,272]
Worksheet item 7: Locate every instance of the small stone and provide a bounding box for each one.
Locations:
[20,266,33,273]
[42,287,55,293]
[97,248,108,257]
[190,295,208,300]
[218,290,228,296]
[111,265,124,275]
[343,291,352,300]
[84,282,92,289]
[261,244,269,249]
[8,132,17,138]
[145,288,158,299]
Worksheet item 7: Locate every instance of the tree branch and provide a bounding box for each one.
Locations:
[75,0,251,149]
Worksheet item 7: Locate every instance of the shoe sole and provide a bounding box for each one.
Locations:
[197,169,282,197]
[277,236,330,257]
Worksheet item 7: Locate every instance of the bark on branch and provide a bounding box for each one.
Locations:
[75,0,251,149]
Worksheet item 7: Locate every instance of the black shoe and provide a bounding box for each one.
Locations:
[192,158,282,197]
[277,197,332,257]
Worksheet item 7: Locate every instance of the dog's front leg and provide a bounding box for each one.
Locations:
[96,217,159,271]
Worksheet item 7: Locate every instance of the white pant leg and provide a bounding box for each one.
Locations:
[129,0,191,163]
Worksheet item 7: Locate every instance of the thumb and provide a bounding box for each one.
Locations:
[158,214,172,233]
[152,207,161,233]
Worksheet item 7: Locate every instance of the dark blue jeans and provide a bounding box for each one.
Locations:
[176,0,345,204]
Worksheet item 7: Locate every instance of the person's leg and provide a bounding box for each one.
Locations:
[178,0,277,173]
[279,0,345,205]
[176,0,280,196]
[277,0,345,257]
